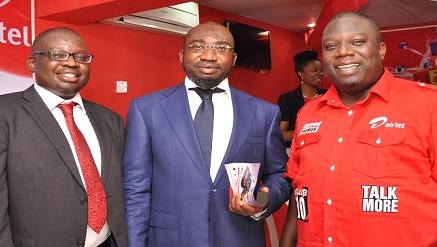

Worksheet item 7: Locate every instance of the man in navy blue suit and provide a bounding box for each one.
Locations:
[123,21,290,247]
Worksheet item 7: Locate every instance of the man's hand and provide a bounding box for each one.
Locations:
[229,187,269,216]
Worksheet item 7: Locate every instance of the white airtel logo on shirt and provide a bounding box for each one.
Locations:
[0,0,11,7]
[369,116,406,129]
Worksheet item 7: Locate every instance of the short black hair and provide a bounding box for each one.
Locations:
[293,50,319,75]
[327,11,382,43]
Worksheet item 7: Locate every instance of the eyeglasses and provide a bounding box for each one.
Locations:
[187,43,233,53]
[32,50,93,64]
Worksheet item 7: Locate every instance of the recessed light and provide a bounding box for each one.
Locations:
[307,23,316,28]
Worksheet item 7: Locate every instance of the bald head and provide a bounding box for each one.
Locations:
[32,27,86,53]
[184,21,235,47]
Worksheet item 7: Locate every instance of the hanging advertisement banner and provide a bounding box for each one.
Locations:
[0,0,33,95]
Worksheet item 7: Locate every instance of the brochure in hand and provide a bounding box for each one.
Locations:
[224,162,261,207]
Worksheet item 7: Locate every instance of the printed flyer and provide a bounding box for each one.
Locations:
[224,162,261,207]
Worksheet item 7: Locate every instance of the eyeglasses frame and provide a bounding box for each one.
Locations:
[186,43,234,53]
[32,50,94,64]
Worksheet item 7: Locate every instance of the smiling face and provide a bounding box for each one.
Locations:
[322,13,386,96]
[179,22,237,89]
[298,60,324,87]
[27,28,90,99]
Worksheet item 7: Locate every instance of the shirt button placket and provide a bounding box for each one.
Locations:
[325,109,354,245]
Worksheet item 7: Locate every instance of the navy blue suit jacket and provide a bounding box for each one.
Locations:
[123,83,290,247]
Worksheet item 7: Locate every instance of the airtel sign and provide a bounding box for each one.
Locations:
[0,22,30,46]
[0,0,32,76]
[0,0,11,8]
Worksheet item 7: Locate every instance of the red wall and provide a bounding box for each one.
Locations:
[35,5,307,120]
[381,23,437,79]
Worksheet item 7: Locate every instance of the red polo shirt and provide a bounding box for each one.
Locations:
[284,69,437,246]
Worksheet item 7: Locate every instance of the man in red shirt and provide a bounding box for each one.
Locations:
[280,12,437,247]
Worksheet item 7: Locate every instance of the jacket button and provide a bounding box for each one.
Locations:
[212,188,217,192]
[80,197,87,204]
[77,240,84,246]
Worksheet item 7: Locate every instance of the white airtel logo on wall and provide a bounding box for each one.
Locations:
[0,0,11,7]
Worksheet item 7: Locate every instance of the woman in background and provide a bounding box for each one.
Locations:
[277,50,326,150]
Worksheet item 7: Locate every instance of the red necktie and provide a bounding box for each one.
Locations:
[58,102,107,233]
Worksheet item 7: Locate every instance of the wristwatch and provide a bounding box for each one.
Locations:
[256,190,269,208]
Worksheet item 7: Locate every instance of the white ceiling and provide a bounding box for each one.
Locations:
[198,0,437,33]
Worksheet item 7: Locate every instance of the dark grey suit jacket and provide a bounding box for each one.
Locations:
[0,86,127,247]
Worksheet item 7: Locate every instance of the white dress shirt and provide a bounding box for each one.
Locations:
[185,79,267,219]
[185,77,233,181]
[34,83,110,247]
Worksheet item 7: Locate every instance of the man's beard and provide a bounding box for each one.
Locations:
[191,75,222,90]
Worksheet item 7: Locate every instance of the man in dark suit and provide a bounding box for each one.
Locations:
[0,27,127,247]
[123,21,291,247]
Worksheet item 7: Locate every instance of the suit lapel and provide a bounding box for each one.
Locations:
[22,86,85,188]
[214,88,256,183]
[161,84,213,183]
